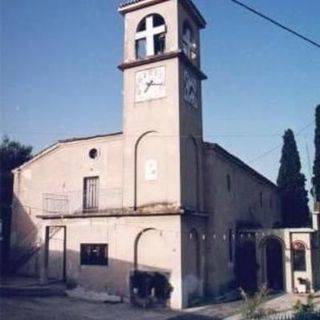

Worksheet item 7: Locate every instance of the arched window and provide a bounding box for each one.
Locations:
[182,21,197,60]
[135,14,166,59]
[269,196,273,209]
[292,242,306,271]
[227,174,231,192]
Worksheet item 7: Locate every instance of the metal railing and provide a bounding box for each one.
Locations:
[42,188,123,215]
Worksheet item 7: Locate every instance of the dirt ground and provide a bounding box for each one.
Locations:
[1,293,320,320]
[0,296,219,320]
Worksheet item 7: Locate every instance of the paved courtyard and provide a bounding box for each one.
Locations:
[1,292,320,320]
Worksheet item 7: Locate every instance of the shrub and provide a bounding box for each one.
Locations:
[240,284,270,319]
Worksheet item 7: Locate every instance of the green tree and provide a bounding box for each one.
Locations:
[0,136,32,274]
[277,129,310,227]
[312,105,320,205]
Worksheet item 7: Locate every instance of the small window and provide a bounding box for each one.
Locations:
[269,196,273,209]
[227,174,231,192]
[80,244,108,266]
[135,38,147,60]
[153,14,165,27]
[154,33,166,55]
[83,177,99,211]
[259,191,263,208]
[228,229,234,263]
[89,148,98,159]
[293,242,306,272]
[137,19,146,32]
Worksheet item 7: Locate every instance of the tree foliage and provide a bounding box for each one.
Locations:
[312,105,320,203]
[0,136,32,274]
[277,129,310,227]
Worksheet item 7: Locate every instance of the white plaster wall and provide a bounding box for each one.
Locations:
[122,58,181,209]
[10,135,124,264]
[43,215,183,309]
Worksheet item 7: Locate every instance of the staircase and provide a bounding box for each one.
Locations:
[0,278,66,297]
[10,226,63,274]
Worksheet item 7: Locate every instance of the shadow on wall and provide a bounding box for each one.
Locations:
[11,243,225,317]
[66,249,177,303]
[9,196,41,275]
[9,199,203,308]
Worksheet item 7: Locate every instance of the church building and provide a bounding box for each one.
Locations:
[10,0,320,309]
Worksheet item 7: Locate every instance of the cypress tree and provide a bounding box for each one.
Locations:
[277,129,310,227]
[312,105,320,206]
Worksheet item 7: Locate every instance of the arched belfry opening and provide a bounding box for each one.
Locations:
[135,14,166,59]
[182,20,197,60]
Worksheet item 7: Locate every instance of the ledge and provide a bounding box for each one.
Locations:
[36,208,209,220]
[118,0,206,29]
[118,50,207,80]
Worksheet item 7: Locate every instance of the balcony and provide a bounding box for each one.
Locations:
[42,188,123,216]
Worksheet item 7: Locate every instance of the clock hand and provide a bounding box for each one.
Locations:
[149,82,164,86]
[144,80,154,93]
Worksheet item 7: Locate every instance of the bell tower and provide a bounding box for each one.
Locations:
[118,0,206,212]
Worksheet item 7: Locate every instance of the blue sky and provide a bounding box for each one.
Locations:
[1,0,320,187]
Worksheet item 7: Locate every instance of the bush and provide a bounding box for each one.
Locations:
[240,284,272,319]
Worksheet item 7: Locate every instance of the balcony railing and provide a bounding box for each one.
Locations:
[42,188,123,216]
[43,193,68,215]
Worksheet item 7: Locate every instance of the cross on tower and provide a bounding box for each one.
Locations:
[135,15,166,57]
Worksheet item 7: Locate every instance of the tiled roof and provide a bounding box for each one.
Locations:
[58,132,123,143]
[119,0,206,28]
[12,132,123,172]
[119,0,145,8]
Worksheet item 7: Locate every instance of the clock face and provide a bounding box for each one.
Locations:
[135,66,166,102]
[184,69,198,108]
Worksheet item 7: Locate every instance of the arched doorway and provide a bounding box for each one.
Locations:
[235,240,258,292]
[131,228,172,307]
[264,238,284,291]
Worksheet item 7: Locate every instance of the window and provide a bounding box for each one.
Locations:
[292,242,306,271]
[227,174,231,192]
[154,33,165,55]
[89,148,98,159]
[228,229,234,263]
[259,191,263,208]
[269,196,273,209]
[182,21,197,60]
[136,38,147,60]
[83,177,99,211]
[135,14,166,59]
[80,244,108,266]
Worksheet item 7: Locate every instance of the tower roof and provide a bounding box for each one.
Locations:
[119,0,145,8]
[119,0,206,28]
